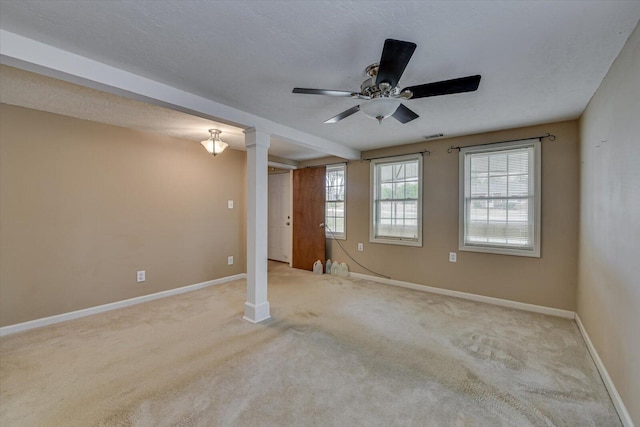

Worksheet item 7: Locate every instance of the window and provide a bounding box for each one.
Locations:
[459,139,541,257]
[325,164,346,239]
[370,154,423,246]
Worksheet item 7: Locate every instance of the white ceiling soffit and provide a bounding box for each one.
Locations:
[1,1,639,154]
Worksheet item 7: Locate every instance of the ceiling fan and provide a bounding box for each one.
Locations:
[293,39,481,124]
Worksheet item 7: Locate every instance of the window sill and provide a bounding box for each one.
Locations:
[326,234,346,241]
[370,237,422,247]
[459,244,540,258]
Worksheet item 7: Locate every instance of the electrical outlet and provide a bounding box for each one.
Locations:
[227,256,234,265]
[357,243,364,252]
[228,200,234,209]
[136,270,146,282]
[449,252,457,263]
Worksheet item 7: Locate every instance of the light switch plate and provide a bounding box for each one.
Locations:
[449,252,457,263]
[228,200,234,209]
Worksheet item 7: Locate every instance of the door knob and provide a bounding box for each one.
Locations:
[319,223,325,228]
[286,222,290,225]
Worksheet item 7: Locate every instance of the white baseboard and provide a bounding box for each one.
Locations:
[349,272,575,319]
[575,314,634,427]
[0,273,247,337]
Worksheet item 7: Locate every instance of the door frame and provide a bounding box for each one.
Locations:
[288,170,293,267]
[268,161,296,266]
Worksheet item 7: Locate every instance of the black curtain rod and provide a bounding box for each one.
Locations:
[304,161,350,169]
[363,149,431,162]
[447,133,556,153]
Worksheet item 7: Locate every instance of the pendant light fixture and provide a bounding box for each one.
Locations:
[200,129,229,156]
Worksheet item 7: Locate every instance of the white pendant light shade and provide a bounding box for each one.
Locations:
[200,138,214,153]
[361,97,401,123]
[201,129,229,156]
[214,138,229,154]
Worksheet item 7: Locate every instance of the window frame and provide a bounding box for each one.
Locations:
[370,153,423,247]
[458,139,541,257]
[325,163,347,240]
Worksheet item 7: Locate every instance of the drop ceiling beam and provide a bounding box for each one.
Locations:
[0,30,360,160]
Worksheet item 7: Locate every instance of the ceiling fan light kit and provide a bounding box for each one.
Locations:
[361,97,402,123]
[293,39,481,125]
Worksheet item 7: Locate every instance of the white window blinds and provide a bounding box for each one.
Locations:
[370,154,423,247]
[325,164,346,239]
[459,139,541,257]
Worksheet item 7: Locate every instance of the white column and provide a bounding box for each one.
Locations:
[243,127,271,323]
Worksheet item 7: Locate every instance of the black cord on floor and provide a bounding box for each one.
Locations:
[325,225,391,279]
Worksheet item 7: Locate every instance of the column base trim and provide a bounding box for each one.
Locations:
[243,301,271,323]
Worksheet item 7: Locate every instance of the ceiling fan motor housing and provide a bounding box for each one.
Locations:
[361,64,412,100]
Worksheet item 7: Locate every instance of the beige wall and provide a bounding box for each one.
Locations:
[321,120,579,311]
[578,22,639,424]
[0,105,246,327]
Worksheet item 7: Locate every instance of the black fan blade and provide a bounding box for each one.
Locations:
[293,88,356,97]
[324,105,361,123]
[392,104,419,124]
[405,75,481,99]
[376,39,417,88]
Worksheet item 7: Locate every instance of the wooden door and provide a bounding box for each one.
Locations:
[268,172,291,263]
[292,167,326,270]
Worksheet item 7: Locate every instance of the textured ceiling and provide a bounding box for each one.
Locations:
[1,1,639,159]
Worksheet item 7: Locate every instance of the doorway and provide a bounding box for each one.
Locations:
[268,171,292,264]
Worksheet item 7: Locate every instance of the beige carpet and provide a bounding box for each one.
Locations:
[0,262,620,426]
